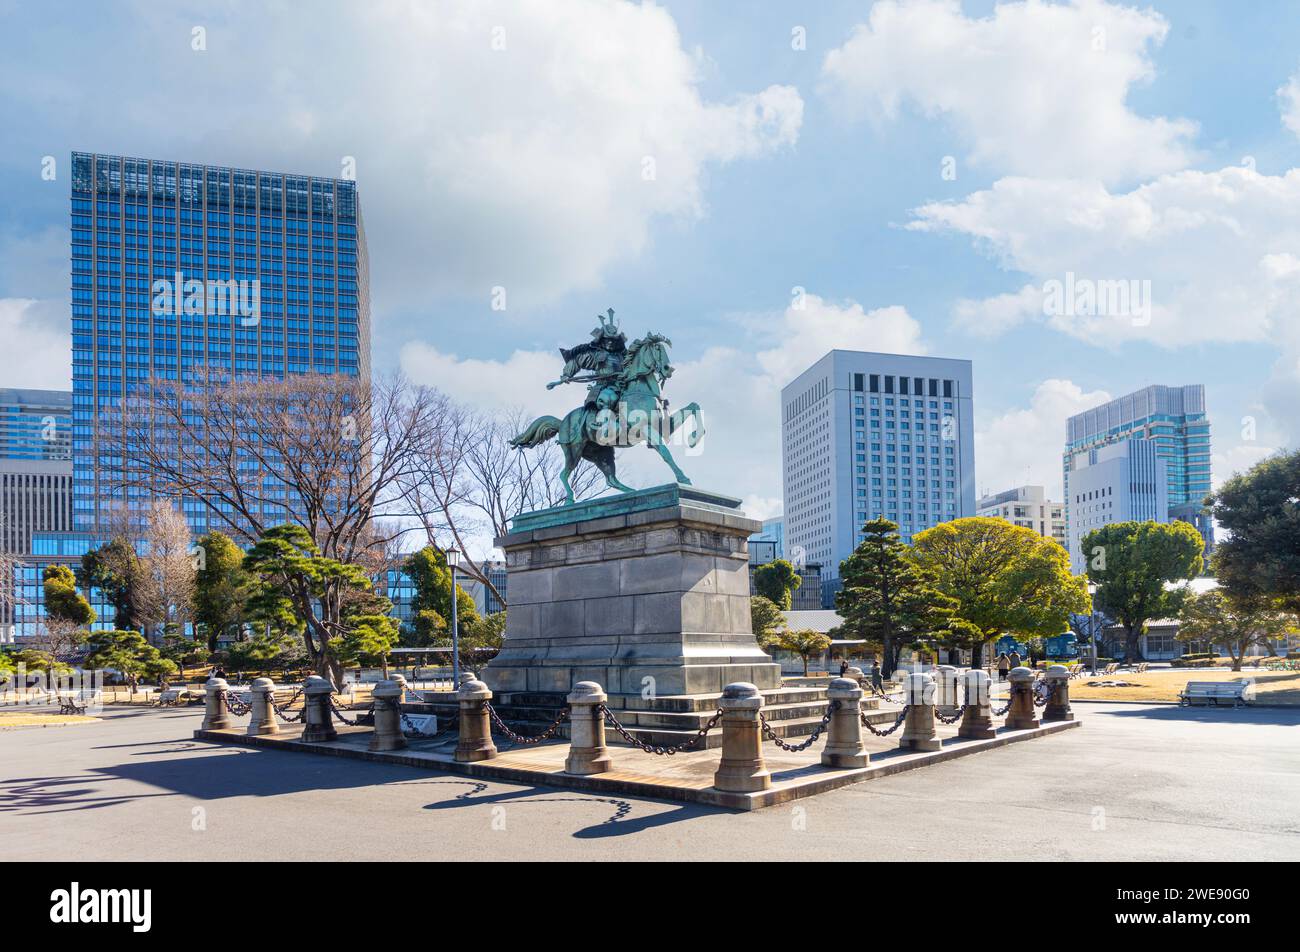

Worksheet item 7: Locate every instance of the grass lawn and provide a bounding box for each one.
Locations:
[0,712,99,728]
[1069,668,1300,705]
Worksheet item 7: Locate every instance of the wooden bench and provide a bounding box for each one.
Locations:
[1178,681,1249,708]
[55,691,102,715]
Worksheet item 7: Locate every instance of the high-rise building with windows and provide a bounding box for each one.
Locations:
[781,351,976,606]
[70,152,369,536]
[1063,384,1212,556]
[977,485,1066,547]
[1065,438,1169,572]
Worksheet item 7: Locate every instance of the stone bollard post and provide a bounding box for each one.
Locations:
[1042,664,1074,722]
[898,672,942,752]
[368,679,408,752]
[821,677,869,768]
[712,682,771,793]
[957,668,996,739]
[1005,667,1040,730]
[564,681,612,775]
[201,677,231,731]
[301,675,338,743]
[247,677,279,736]
[936,664,959,716]
[455,677,497,763]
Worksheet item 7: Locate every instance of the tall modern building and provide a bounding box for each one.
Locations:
[70,152,369,536]
[977,485,1066,548]
[0,389,74,640]
[1063,384,1212,555]
[781,351,976,606]
[1065,438,1169,571]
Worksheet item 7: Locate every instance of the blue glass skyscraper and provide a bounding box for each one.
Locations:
[70,152,369,536]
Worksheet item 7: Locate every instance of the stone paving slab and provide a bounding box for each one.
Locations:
[194,714,1081,811]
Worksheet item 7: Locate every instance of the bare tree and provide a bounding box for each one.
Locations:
[122,371,436,682]
[136,500,196,643]
[395,403,600,607]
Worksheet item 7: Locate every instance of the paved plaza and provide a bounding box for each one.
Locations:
[3,702,1297,861]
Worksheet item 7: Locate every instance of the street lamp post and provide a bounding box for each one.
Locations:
[447,547,463,689]
[1087,581,1100,676]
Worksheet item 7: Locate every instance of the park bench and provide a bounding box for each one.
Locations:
[1100,663,1119,676]
[1178,680,1249,708]
[55,690,101,715]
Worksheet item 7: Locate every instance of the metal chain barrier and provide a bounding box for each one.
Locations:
[485,701,568,745]
[860,706,908,737]
[992,697,1013,716]
[223,692,251,716]
[600,705,722,755]
[1033,682,1051,708]
[328,697,373,726]
[267,687,306,723]
[759,700,837,752]
[932,707,964,725]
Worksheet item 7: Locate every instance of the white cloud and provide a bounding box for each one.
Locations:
[0,298,71,390]
[1279,71,1300,138]
[399,293,926,509]
[819,0,1197,185]
[50,0,800,308]
[976,379,1111,499]
[953,284,1043,337]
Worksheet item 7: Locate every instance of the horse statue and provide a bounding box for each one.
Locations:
[510,325,705,505]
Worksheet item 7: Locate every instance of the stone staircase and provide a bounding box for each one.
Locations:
[404,680,902,750]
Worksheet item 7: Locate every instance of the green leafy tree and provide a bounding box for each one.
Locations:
[752,559,802,610]
[1177,588,1298,672]
[193,530,254,652]
[79,538,142,632]
[403,546,479,647]
[1210,451,1300,611]
[834,518,968,677]
[83,629,177,692]
[911,517,1091,668]
[750,595,788,645]
[43,564,95,627]
[242,524,398,687]
[459,611,507,670]
[1083,520,1204,663]
[763,627,831,676]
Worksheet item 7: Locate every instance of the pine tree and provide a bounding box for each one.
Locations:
[833,518,966,677]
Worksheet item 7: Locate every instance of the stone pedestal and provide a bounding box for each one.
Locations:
[821,677,869,768]
[301,675,338,743]
[202,677,230,731]
[564,681,612,775]
[935,664,959,716]
[369,680,407,752]
[898,673,942,752]
[712,683,771,793]
[247,677,279,736]
[483,484,781,699]
[958,669,996,740]
[455,678,498,763]
[1005,667,1040,731]
[1042,664,1074,722]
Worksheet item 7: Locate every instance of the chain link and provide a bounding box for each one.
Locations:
[759,700,837,752]
[268,687,306,723]
[328,697,373,726]
[600,704,722,755]
[860,706,909,737]
[484,701,568,745]
[223,692,251,716]
[932,706,964,725]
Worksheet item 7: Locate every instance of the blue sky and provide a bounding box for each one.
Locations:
[1,0,1297,519]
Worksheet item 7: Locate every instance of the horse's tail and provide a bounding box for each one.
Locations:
[510,415,561,448]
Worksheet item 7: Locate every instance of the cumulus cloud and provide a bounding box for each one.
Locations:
[0,298,71,389]
[819,0,1197,185]
[22,0,799,309]
[400,293,926,509]
[976,378,1111,499]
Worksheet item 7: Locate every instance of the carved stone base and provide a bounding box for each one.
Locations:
[483,485,782,699]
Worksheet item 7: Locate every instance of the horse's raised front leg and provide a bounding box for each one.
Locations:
[666,401,705,448]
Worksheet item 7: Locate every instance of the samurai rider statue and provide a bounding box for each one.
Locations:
[510,308,706,505]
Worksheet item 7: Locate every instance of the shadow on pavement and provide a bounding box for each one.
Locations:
[1090,703,1300,727]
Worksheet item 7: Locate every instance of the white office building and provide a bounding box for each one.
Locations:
[977,485,1066,547]
[781,351,976,604]
[1066,438,1169,572]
